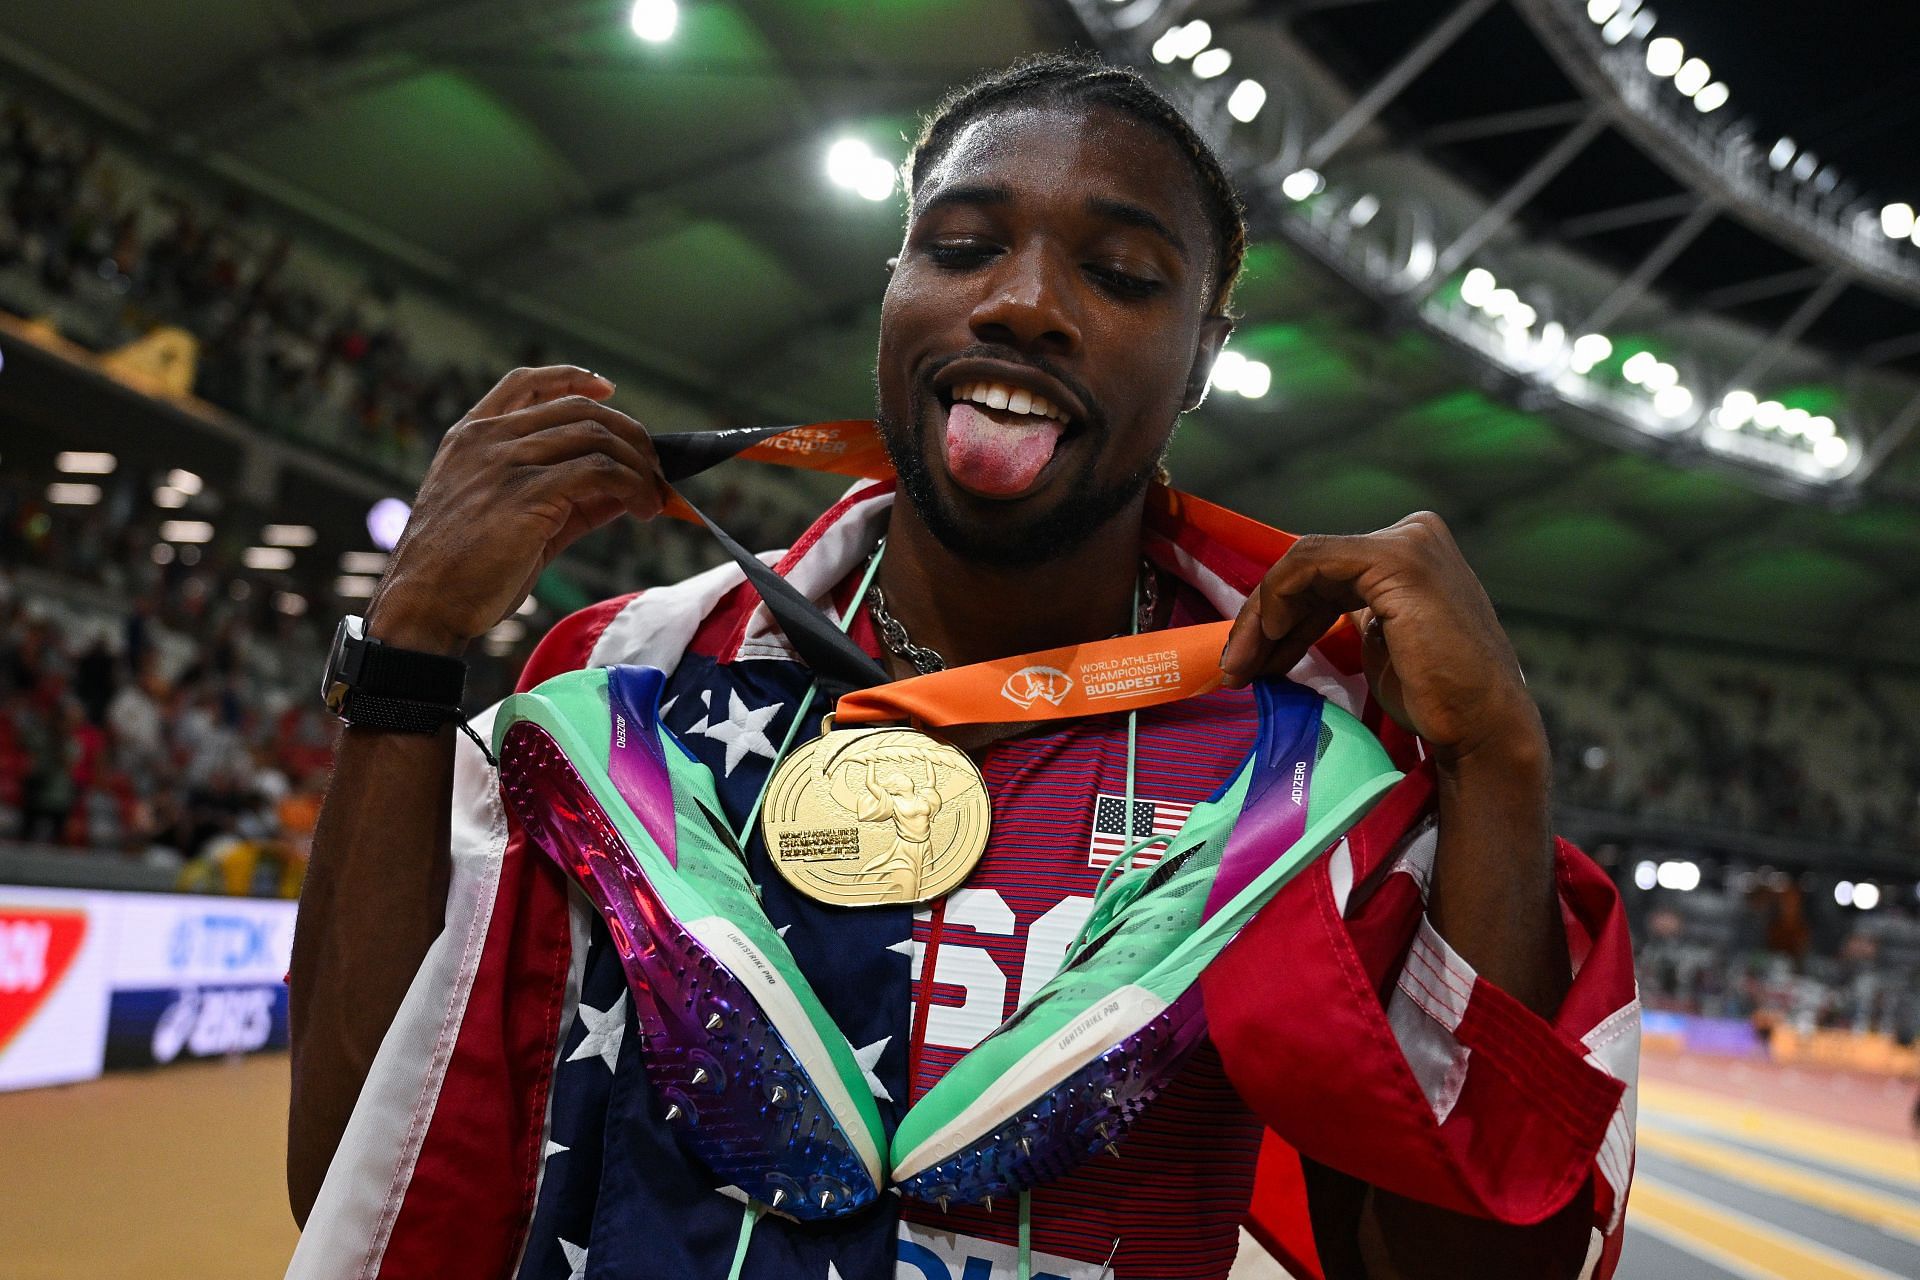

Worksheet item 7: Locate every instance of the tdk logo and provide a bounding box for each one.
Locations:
[167,915,273,972]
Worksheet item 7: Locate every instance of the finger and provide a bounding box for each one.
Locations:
[1250,599,1346,684]
[505,418,657,481]
[471,365,614,418]
[523,451,666,524]
[1219,596,1272,688]
[1254,536,1377,641]
[489,394,650,445]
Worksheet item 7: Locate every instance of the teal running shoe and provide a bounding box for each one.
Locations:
[890,680,1400,1205]
[493,665,886,1218]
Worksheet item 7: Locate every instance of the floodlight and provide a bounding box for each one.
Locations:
[1881,203,1916,240]
[1692,82,1729,112]
[1192,48,1231,79]
[1674,57,1711,97]
[1227,80,1267,123]
[628,0,677,43]
[1645,37,1683,77]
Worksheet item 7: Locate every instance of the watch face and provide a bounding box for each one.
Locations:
[322,615,366,713]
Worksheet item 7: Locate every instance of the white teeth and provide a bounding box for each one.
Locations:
[953,381,1070,423]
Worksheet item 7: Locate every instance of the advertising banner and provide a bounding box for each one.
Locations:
[101,893,297,1071]
[0,886,298,1092]
[0,887,113,1092]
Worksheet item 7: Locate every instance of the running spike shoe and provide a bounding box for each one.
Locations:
[890,680,1401,1204]
[495,664,886,1219]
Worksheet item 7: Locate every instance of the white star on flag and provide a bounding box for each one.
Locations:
[566,993,626,1074]
[544,1139,569,1162]
[699,688,781,775]
[560,1238,588,1280]
[853,1036,892,1101]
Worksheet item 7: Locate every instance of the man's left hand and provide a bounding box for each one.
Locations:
[1218,511,1544,771]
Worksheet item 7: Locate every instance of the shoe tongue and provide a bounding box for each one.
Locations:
[943,401,1063,497]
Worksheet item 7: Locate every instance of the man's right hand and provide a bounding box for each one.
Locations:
[365,365,667,654]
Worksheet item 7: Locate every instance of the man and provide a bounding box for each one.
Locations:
[288,56,1636,1280]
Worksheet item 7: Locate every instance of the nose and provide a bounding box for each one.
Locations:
[968,243,1082,355]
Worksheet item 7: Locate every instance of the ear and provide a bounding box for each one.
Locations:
[1182,315,1234,413]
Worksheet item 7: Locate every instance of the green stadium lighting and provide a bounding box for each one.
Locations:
[628,0,677,44]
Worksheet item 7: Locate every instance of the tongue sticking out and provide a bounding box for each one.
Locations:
[943,401,1066,497]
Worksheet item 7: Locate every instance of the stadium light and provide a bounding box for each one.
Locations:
[1227,80,1267,123]
[628,0,677,43]
[1812,434,1849,467]
[55,451,115,474]
[153,486,189,509]
[1632,861,1658,891]
[340,551,389,575]
[159,520,214,543]
[243,546,295,571]
[1570,333,1613,373]
[1653,385,1693,417]
[1768,138,1796,172]
[166,468,203,496]
[1280,168,1324,201]
[1192,48,1232,79]
[1586,0,1622,22]
[1835,880,1853,906]
[1881,203,1916,240]
[1645,37,1684,78]
[1209,350,1272,399]
[262,523,317,547]
[335,575,379,599]
[1459,267,1496,308]
[1674,57,1711,97]
[1718,389,1758,425]
[826,138,897,202]
[274,592,307,617]
[1790,151,1818,182]
[367,498,411,551]
[1693,82,1729,112]
[47,482,102,505]
[1854,883,1881,910]
[1655,860,1700,891]
[151,544,174,566]
[1347,194,1381,228]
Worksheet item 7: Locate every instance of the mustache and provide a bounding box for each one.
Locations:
[921,344,1104,432]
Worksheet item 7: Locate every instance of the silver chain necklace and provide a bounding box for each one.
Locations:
[867,554,1160,676]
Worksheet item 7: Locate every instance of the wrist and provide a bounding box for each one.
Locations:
[365,593,470,657]
[1436,703,1550,793]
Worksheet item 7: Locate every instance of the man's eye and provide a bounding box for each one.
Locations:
[1089,265,1163,298]
[925,241,998,267]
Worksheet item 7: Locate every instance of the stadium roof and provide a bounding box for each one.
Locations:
[0,0,1915,667]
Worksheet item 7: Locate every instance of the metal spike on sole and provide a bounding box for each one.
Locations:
[691,1068,709,1087]
[665,1104,682,1123]
[983,1195,994,1214]
[938,1196,950,1214]
[771,1085,788,1104]
[818,1190,833,1210]
[706,1012,724,1031]
[771,1189,787,1209]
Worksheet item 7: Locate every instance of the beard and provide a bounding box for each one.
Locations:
[876,386,1161,569]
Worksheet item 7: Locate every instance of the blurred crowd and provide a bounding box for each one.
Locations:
[0,561,333,895]
[1515,624,1920,855]
[0,96,487,477]
[1632,875,1920,1047]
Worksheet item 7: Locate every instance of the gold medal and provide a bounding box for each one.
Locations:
[761,719,990,907]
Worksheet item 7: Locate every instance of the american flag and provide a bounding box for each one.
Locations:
[1087,791,1194,869]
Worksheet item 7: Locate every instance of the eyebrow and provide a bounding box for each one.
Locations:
[914,183,1191,262]
[1086,196,1189,261]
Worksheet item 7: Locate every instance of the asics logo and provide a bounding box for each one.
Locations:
[1000,666,1073,710]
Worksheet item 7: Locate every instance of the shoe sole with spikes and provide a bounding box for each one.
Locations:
[495,666,885,1219]
[891,684,1400,1204]
[893,988,1207,1206]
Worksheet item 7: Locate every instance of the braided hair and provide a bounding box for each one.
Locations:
[906,53,1249,316]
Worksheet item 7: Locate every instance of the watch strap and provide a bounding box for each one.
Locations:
[355,635,468,707]
[340,688,462,733]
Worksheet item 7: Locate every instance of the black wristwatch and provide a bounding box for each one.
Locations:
[321,615,468,732]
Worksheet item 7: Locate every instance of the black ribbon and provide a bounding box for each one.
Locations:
[650,428,890,699]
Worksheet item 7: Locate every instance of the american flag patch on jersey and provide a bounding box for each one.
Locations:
[1088,792,1194,869]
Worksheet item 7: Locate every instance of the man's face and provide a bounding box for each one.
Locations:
[875,103,1228,566]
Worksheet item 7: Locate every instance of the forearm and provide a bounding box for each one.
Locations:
[1427,709,1569,1020]
[286,719,456,1225]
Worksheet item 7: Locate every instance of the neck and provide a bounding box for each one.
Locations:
[875,494,1148,668]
